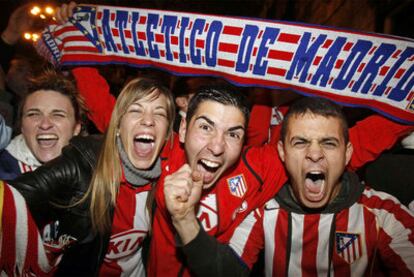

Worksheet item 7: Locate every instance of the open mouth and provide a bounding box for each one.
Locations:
[304,171,326,199]
[134,134,155,156]
[306,172,325,183]
[198,159,220,173]
[197,158,222,184]
[37,134,58,147]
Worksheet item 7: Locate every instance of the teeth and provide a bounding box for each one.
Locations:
[135,134,154,140]
[37,134,58,140]
[309,170,322,174]
[201,159,220,168]
[306,171,325,182]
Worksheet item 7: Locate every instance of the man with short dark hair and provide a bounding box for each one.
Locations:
[224,97,414,276]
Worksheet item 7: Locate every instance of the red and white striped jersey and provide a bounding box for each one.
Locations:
[0,181,61,276]
[99,179,152,277]
[16,162,37,175]
[230,175,414,276]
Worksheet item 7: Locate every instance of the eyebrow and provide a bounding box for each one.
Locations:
[228,126,245,132]
[290,136,308,142]
[195,115,245,132]
[320,137,340,143]
[129,103,166,110]
[24,108,68,114]
[290,136,340,143]
[195,115,215,126]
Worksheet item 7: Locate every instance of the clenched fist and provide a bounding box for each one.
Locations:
[164,164,204,244]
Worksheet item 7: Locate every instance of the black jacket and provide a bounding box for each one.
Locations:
[10,135,112,276]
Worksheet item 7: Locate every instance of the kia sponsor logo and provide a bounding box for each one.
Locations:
[105,230,147,260]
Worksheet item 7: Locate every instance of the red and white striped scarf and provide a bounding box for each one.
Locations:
[35,4,414,124]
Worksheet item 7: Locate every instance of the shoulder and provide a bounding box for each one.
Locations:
[64,135,103,166]
[261,198,281,217]
[358,187,414,221]
[360,187,405,207]
[0,148,15,161]
[242,144,281,172]
[70,134,103,153]
[0,149,20,180]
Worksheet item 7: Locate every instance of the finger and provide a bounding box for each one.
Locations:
[67,1,77,17]
[190,170,204,201]
[55,5,65,24]
[165,177,191,198]
[192,170,203,185]
[62,3,70,21]
[171,186,189,202]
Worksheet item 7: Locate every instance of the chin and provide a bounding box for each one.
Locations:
[36,153,57,163]
[132,159,156,170]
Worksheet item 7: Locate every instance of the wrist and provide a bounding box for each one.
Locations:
[172,216,200,245]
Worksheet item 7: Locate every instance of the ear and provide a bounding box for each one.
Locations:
[277,140,285,162]
[179,117,187,143]
[175,96,189,111]
[73,123,82,136]
[345,142,353,166]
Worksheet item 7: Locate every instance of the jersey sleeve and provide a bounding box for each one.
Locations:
[362,190,414,275]
[71,67,116,133]
[246,104,272,147]
[181,227,250,276]
[227,208,264,269]
[244,144,288,207]
[348,115,414,171]
[1,182,60,276]
[9,144,89,228]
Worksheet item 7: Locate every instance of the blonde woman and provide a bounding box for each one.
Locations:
[10,77,175,276]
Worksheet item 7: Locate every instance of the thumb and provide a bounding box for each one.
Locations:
[192,170,204,187]
[191,170,204,200]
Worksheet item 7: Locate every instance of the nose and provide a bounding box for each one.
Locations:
[39,115,53,130]
[207,131,225,156]
[306,142,324,162]
[140,111,155,127]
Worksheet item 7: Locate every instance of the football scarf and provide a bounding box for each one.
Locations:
[36,4,414,123]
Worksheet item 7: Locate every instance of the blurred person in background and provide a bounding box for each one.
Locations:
[1,3,48,131]
[171,76,216,132]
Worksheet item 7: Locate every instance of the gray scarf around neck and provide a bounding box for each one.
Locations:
[117,136,161,187]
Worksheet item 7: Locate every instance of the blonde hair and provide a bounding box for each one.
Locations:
[87,77,174,235]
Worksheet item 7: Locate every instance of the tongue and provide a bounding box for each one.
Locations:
[305,178,323,193]
[196,164,215,184]
[134,141,153,156]
[38,139,57,147]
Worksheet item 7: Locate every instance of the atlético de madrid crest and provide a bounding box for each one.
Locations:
[227,174,247,198]
[335,232,363,264]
